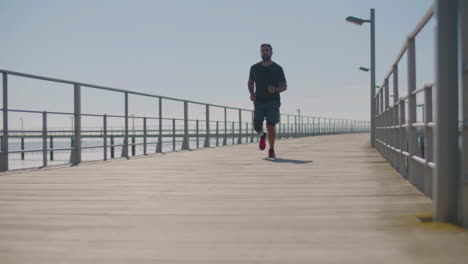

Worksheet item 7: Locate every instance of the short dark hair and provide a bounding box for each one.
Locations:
[261,43,272,50]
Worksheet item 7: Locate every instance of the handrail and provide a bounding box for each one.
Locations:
[381,5,435,87]
[0,68,370,171]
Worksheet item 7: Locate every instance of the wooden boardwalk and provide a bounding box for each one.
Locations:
[0,134,467,263]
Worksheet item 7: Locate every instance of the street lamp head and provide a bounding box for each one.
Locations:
[359,67,370,72]
[346,16,366,26]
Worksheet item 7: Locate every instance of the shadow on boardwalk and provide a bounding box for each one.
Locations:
[264,157,313,164]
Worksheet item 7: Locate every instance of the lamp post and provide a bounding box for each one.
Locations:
[346,8,376,147]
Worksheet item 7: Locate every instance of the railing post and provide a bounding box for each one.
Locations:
[111,135,115,159]
[181,101,190,150]
[172,118,176,151]
[399,99,407,178]
[42,111,47,167]
[196,120,199,149]
[460,0,468,227]
[393,65,400,172]
[384,78,390,161]
[278,118,282,139]
[223,107,228,146]
[434,0,460,223]
[143,117,147,155]
[237,109,242,144]
[407,37,423,190]
[49,136,54,161]
[70,84,82,164]
[424,86,434,198]
[317,117,321,135]
[156,97,163,153]
[216,121,219,147]
[232,121,235,145]
[0,73,8,171]
[21,137,25,161]
[132,136,136,156]
[120,92,129,159]
[250,111,254,143]
[204,104,210,148]
[245,122,248,143]
[312,117,315,135]
[103,115,108,161]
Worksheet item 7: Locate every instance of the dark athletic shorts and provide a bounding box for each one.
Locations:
[254,100,281,124]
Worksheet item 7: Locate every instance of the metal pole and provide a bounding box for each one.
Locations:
[245,122,248,143]
[132,136,136,156]
[172,118,176,151]
[384,78,390,159]
[251,111,254,143]
[182,101,190,150]
[393,65,400,171]
[196,120,199,149]
[460,0,468,227]
[216,121,219,146]
[370,8,376,146]
[407,37,422,189]
[21,137,24,161]
[250,111,254,143]
[237,109,242,144]
[121,92,129,159]
[399,99,407,178]
[49,136,54,161]
[1,73,8,171]
[157,97,163,153]
[434,0,460,223]
[223,107,228,146]
[232,121,235,145]
[424,86,434,198]
[111,135,115,158]
[42,111,47,167]
[70,84,82,164]
[143,117,147,155]
[103,115,108,161]
[204,105,210,148]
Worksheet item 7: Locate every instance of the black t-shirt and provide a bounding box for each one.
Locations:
[249,62,286,102]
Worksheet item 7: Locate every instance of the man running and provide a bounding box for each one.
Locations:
[248,43,287,158]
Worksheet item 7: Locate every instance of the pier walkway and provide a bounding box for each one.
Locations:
[1,134,467,263]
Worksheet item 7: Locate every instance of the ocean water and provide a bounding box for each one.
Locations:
[6,136,257,170]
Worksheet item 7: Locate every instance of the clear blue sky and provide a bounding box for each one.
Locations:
[1,0,434,128]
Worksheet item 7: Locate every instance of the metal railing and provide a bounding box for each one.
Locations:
[1,69,369,171]
[374,1,468,227]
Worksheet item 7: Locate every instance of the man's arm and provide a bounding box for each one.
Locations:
[248,80,256,101]
[268,82,287,94]
[248,80,255,96]
[276,82,287,93]
[248,66,256,101]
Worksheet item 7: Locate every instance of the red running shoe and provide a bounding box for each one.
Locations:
[268,148,276,158]
[259,132,267,150]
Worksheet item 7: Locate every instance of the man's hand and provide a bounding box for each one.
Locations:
[267,85,276,94]
[250,95,256,101]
